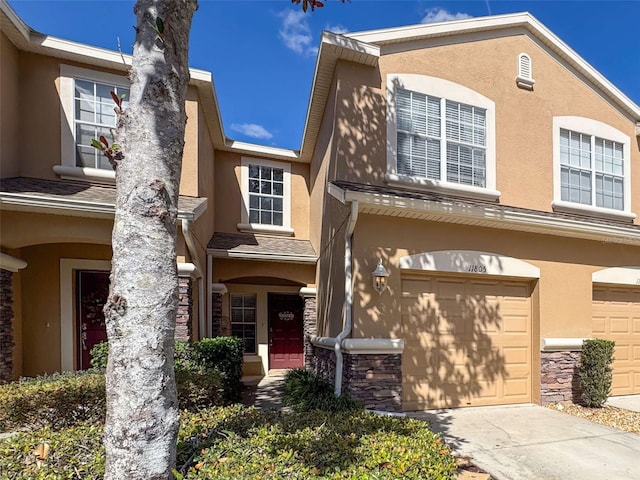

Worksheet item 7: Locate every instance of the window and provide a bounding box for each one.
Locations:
[58,65,129,182]
[553,117,633,219]
[387,74,498,200]
[74,79,129,170]
[230,294,257,354]
[239,157,293,235]
[248,164,284,226]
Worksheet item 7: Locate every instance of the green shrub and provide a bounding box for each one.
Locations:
[89,342,109,369]
[194,337,243,402]
[282,368,362,413]
[89,338,242,402]
[579,338,615,407]
[0,371,106,433]
[0,370,224,433]
[1,406,456,480]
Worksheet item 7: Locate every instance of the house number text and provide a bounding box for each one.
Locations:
[467,265,487,273]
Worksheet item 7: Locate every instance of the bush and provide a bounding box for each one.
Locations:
[0,371,106,433]
[0,406,457,480]
[579,338,615,407]
[90,337,242,402]
[282,368,362,413]
[194,337,243,402]
[0,370,224,433]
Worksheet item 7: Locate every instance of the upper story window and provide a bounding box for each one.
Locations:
[57,65,129,182]
[387,74,499,200]
[553,117,634,220]
[239,157,293,235]
[74,79,129,170]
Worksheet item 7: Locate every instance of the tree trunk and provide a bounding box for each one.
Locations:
[103,1,197,478]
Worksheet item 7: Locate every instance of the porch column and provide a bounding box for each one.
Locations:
[210,283,229,337]
[0,253,27,382]
[300,287,317,369]
[176,262,197,342]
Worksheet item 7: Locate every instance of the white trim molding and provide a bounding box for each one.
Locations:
[540,338,588,352]
[310,336,405,355]
[552,116,634,220]
[386,74,498,201]
[238,157,293,236]
[299,287,317,298]
[177,262,198,278]
[211,283,228,295]
[0,253,27,272]
[400,250,540,279]
[59,258,111,371]
[592,267,640,286]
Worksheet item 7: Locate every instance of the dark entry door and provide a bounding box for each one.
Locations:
[76,270,110,370]
[268,293,304,370]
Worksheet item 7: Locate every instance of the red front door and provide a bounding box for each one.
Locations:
[268,293,304,370]
[76,270,110,370]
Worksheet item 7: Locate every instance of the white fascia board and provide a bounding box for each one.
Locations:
[208,249,318,264]
[0,193,202,221]
[327,183,346,204]
[223,140,300,161]
[343,189,640,245]
[1,0,32,42]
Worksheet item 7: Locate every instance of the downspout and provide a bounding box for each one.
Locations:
[334,200,358,396]
[181,219,205,340]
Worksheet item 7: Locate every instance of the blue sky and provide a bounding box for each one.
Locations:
[8,0,640,150]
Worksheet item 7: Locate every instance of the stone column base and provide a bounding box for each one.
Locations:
[540,351,582,404]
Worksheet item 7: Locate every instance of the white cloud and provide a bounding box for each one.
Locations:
[421,7,472,24]
[230,123,273,140]
[326,24,349,34]
[278,9,316,56]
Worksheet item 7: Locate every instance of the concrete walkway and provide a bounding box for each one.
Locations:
[409,404,640,480]
[241,375,285,410]
[607,394,640,412]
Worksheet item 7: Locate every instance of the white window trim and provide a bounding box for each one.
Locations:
[386,74,499,201]
[552,116,634,220]
[60,258,111,371]
[516,53,535,90]
[238,157,294,236]
[58,64,129,183]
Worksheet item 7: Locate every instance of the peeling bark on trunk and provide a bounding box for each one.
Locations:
[103,1,197,479]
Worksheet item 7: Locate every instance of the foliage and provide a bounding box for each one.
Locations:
[0,371,106,433]
[0,406,457,480]
[0,370,224,433]
[282,368,362,413]
[89,341,109,369]
[579,338,615,407]
[90,338,242,402]
[194,337,243,402]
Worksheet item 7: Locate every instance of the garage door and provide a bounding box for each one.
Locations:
[401,276,532,410]
[592,286,640,396]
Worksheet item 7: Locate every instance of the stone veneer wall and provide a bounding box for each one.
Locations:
[312,345,403,413]
[0,269,14,382]
[210,292,230,337]
[302,296,317,369]
[540,351,582,404]
[175,277,192,341]
[343,353,402,412]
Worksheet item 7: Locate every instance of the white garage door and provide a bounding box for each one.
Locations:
[401,276,532,410]
[592,286,640,396]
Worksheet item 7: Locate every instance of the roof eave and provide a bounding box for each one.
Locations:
[333,185,640,246]
[207,249,318,264]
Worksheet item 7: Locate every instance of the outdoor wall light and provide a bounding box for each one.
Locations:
[372,259,390,295]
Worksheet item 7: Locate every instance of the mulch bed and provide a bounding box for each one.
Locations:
[546,402,640,433]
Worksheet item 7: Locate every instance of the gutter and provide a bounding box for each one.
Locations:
[333,200,359,396]
[181,219,205,340]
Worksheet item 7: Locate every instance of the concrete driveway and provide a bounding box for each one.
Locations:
[408,404,640,480]
[607,394,640,412]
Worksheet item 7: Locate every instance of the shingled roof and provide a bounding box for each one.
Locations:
[208,232,317,264]
[0,177,207,220]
